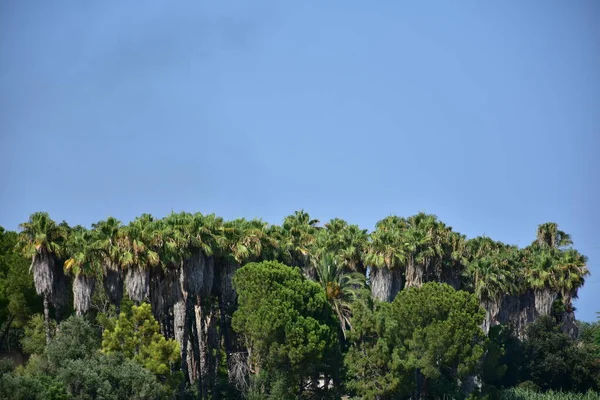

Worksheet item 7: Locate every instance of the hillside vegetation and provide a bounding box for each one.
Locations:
[0,211,598,399]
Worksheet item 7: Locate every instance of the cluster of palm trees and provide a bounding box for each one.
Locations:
[15,210,589,393]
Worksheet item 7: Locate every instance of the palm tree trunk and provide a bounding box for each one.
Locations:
[125,265,150,303]
[533,287,558,317]
[414,368,423,400]
[174,296,188,383]
[73,274,95,316]
[218,260,244,390]
[43,294,51,345]
[193,297,204,399]
[405,258,424,288]
[370,267,402,302]
[0,315,15,349]
[196,296,219,398]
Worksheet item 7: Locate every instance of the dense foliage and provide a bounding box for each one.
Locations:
[345,283,487,399]
[100,303,181,387]
[0,227,42,350]
[0,210,597,399]
[0,316,170,400]
[232,261,341,398]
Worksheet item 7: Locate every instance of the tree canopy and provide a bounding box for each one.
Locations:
[232,261,341,397]
[0,211,597,399]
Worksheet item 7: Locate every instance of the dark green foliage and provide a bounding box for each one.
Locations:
[521,316,600,393]
[58,353,169,400]
[0,227,42,350]
[232,261,341,397]
[501,387,600,399]
[344,296,397,399]
[100,302,181,387]
[46,316,101,369]
[1,212,597,398]
[345,283,487,399]
[20,314,55,355]
[0,371,69,400]
[579,317,600,359]
[0,315,171,400]
[482,325,526,389]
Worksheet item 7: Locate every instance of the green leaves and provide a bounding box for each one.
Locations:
[0,227,41,341]
[232,261,340,396]
[314,252,366,338]
[17,212,68,260]
[101,303,180,382]
[345,283,487,399]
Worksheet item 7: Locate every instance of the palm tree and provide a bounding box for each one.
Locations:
[462,237,524,333]
[314,253,366,339]
[157,212,194,390]
[465,248,520,333]
[17,212,68,343]
[403,213,447,288]
[535,222,572,249]
[364,216,406,302]
[549,248,588,310]
[122,214,160,303]
[159,212,225,392]
[526,223,587,319]
[217,217,276,393]
[317,218,369,275]
[92,217,127,314]
[281,210,320,276]
[438,230,467,289]
[64,226,101,315]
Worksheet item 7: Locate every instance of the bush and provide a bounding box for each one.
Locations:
[46,316,100,369]
[58,353,170,400]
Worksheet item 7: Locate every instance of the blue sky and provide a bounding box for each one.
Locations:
[1,1,598,321]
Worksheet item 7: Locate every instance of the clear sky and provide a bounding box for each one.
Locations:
[1,1,598,321]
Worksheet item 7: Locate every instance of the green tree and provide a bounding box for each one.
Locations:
[280,210,320,273]
[314,252,366,339]
[92,217,127,314]
[64,226,101,316]
[17,212,69,344]
[101,302,181,386]
[316,218,368,274]
[344,296,396,399]
[365,216,407,302]
[0,226,42,350]
[20,314,55,355]
[121,214,160,304]
[345,283,486,399]
[522,315,599,392]
[58,354,170,400]
[2,314,170,400]
[46,316,101,370]
[232,261,340,397]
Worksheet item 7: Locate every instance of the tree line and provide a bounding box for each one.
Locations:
[0,210,597,399]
